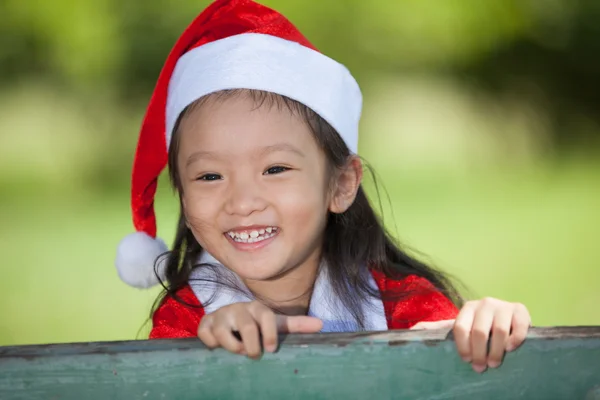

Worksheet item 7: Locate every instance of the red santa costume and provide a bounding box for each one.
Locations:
[114,0,459,339]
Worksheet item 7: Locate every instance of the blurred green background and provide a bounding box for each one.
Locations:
[1,0,599,346]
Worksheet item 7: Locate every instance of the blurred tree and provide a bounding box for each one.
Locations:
[455,0,600,151]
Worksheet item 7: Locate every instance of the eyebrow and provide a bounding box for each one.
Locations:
[185,151,219,167]
[259,143,306,158]
[185,143,306,167]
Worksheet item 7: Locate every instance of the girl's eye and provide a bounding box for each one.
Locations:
[264,166,289,175]
[197,173,222,181]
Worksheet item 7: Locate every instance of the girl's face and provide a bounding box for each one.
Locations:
[176,95,346,283]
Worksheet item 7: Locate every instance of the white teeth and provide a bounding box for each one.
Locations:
[234,233,275,243]
[226,227,278,244]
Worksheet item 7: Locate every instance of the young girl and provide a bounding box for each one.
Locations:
[115,0,531,374]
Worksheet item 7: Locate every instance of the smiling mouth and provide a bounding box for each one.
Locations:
[225,227,279,244]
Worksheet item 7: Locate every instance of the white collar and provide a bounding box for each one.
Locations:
[189,251,388,332]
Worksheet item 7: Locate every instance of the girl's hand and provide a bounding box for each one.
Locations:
[197,300,323,359]
[411,298,531,373]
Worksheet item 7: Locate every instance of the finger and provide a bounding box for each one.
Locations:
[410,319,455,330]
[453,301,477,362]
[197,315,219,349]
[506,303,531,352]
[487,309,512,368]
[276,315,323,333]
[213,324,244,355]
[251,306,278,353]
[236,312,262,359]
[470,301,495,373]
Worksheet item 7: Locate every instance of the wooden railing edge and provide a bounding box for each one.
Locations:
[1,325,598,359]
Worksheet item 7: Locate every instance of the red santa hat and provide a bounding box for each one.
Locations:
[115,0,363,288]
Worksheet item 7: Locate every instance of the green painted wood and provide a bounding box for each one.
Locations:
[1,327,599,400]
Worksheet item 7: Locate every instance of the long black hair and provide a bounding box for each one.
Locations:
[151,89,464,329]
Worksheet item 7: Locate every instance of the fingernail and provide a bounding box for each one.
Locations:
[506,344,515,352]
[472,364,487,373]
[461,356,471,363]
[488,361,500,369]
[266,344,277,353]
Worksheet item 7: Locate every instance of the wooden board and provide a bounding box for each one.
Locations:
[1,326,599,400]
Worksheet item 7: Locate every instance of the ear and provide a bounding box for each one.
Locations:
[329,156,363,214]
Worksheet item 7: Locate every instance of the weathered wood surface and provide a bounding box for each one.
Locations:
[1,326,599,400]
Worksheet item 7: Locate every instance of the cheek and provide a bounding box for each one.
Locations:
[181,190,222,238]
[274,177,330,230]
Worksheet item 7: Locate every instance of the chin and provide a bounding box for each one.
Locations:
[231,262,286,282]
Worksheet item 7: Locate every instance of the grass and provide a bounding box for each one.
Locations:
[0,159,598,346]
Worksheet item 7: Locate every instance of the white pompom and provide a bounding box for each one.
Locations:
[115,232,169,289]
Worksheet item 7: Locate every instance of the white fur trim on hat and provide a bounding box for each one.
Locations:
[115,232,169,289]
[166,33,362,154]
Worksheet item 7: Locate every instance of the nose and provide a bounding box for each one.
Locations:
[223,174,268,217]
